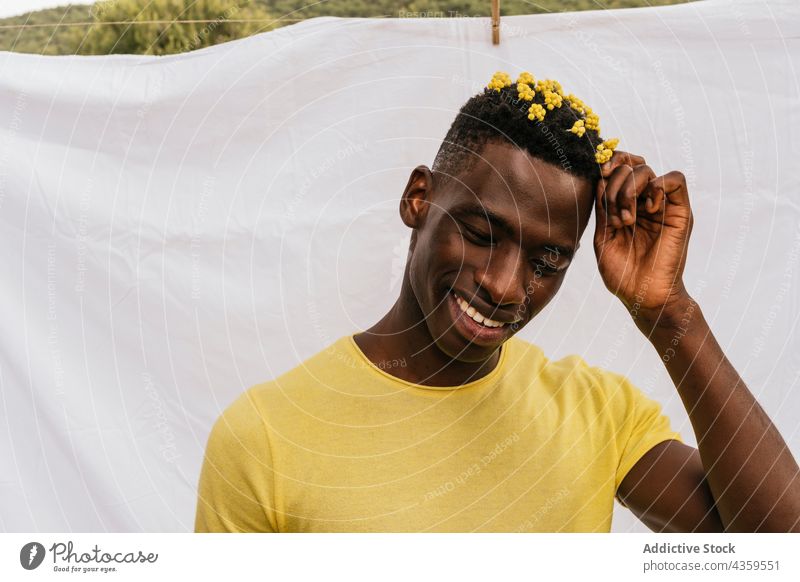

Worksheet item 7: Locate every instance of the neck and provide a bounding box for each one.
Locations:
[353,272,501,387]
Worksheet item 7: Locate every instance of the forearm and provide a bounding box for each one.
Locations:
[638,294,800,532]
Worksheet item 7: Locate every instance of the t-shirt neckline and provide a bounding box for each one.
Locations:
[344,333,509,391]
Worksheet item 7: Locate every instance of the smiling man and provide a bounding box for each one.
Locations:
[195,71,800,533]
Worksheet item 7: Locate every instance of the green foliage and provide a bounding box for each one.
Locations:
[0,5,92,55]
[0,0,694,56]
[76,0,276,55]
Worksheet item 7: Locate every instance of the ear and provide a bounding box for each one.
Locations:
[576,175,596,235]
[399,165,435,230]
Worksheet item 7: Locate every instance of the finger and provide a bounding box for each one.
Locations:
[618,165,657,224]
[594,178,616,248]
[600,151,641,177]
[652,170,691,208]
[601,163,634,229]
[594,176,616,243]
[600,150,646,178]
[645,178,665,213]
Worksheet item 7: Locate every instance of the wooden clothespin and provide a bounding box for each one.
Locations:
[492,0,500,45]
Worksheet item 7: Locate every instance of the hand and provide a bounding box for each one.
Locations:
[593,150,694,328]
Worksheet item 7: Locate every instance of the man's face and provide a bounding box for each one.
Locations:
[405,141,594,362]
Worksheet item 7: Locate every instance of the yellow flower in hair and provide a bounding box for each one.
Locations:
[594,138,620,164]
[517,83,535,101]
[528,103,546,122]
[595,147,611,164]
[584,110,600,131]
[516,71,535,86]
[570,119,586,137]
[535,79,564,96]
[487,71,512,92]
[543,90,563,110]
[566,93,585,115]
[488,69,620,158]
[535,79,563,110]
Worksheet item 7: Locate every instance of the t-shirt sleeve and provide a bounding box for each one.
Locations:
[194,389,278,532]
[596,370,685,498]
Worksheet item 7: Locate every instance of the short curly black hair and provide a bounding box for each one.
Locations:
[432,84,606,187]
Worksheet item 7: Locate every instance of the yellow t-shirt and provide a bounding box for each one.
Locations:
[195,334,683,532]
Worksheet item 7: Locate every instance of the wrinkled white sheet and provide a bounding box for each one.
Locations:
[0,0,798,532]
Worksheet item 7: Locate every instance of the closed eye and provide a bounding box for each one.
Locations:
[460,222,495,246]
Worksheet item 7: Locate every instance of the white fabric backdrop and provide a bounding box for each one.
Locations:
[1,0,798,533]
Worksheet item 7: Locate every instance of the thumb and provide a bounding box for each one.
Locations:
[594,177,613,247]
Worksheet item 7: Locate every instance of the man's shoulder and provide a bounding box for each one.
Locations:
[226,333,364,412]
[506,335,637,397]
[505,335,593,378]
[263,334,355,382]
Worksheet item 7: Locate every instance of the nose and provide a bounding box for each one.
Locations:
[473,246,527,307]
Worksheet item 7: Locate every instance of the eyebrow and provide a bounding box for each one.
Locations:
[451,203,575,259]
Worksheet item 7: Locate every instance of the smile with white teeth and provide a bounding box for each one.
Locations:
[453,293,507,328]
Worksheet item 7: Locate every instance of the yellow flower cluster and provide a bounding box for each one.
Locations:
[517,83,535,101]
[564,94,600,132]
[535,78,563,95]
[515,71,537,101]
[487,71,512,92]
[543,90,563,110]
[486,70,620,166]
[535,79,564,110]
[528,103,546,122]
[595,138,620,164]
[584,111,599,131]
[565,93,585,114]
[516,71,535,86]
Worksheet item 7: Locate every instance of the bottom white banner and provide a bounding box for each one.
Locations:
[2,533,798,581]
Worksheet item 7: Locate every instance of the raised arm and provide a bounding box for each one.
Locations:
[594,151,800,532]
